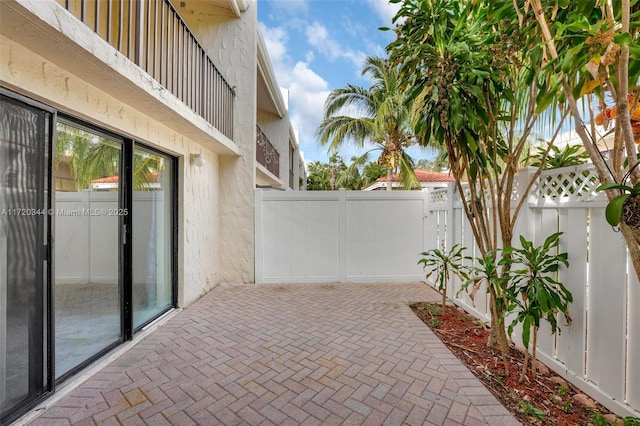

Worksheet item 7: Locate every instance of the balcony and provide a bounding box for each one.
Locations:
[59,0,234,139]
[256,125,280,178]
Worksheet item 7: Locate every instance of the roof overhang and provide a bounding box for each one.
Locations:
[289,126,299,148]
[257,28,287,118]
[205,0,249,17]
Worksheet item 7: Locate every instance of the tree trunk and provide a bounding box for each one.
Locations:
[386,166,393,191]
[330,167,337,190]
[519,346,529,383]
[488,291,510,375]
[620,223,640,279]
[442,271,448,310]
[531,326,538,378]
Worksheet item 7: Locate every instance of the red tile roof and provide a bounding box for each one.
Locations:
[92,171,159,184]
[375,169,455,183]
[91,175,120,184]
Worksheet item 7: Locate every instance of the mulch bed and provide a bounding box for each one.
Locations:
[410,302,631,426]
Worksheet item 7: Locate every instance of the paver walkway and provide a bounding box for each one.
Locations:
[27,283,520,425]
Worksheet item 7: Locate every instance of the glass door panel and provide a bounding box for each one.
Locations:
[54,121,122,378]
[132,147,174,328]
[0,95,49,422]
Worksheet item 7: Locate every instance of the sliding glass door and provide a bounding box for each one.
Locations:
[1,91,177,422]
[132,147,175,329]
[54,121,123,378]
[0,94,51,422]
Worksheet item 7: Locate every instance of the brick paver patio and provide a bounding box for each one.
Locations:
[26,283,520,425]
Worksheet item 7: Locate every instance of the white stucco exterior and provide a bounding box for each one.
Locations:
[0,0,302,306]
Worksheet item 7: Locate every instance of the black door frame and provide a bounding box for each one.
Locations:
[0,88,55,425]
[0,88,178,424]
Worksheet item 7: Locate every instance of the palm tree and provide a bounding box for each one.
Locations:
[316,56,420,191]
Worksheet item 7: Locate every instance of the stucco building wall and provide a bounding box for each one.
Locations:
[0,0,259,304]
[184,2,258,283]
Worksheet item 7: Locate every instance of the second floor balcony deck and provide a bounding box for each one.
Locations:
[59,0,234,140]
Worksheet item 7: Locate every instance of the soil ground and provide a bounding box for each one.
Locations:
[410,302,635,426]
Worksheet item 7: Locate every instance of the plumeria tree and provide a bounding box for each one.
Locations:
[387,0,570,361]
[488,0,640,279]
[316,55,420,190]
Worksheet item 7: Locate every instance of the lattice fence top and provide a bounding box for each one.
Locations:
[427,164,606,207]
[534,164,603,202]
[430,189,449,205]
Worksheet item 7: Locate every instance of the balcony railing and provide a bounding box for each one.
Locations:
[256,125,279,178]
[60,0,234,139]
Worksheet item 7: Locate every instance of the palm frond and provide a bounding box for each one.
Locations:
[316,116,375,151]
[336,149,379,188]
[398,151,420,190]
[77,142,120,190]
[323,85,375,118]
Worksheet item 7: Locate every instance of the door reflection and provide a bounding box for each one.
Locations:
[54,122,122,378]
[132,147,174,329]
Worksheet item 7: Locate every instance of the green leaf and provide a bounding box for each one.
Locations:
[597,182,633,192]
[613,32,632,46]
[605,194,630,226]
[561,50,577,73]
[563,16,590,32]
[469,162,478,182]
[535,90,556,114]
[465,129,478,153]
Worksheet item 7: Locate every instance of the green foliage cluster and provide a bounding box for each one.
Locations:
[415,149,449,172]
[624,416,640,426]
[487,0,640,111]
[485,0,640,274]
[418,244,470,309]
[56,123,161,192]
[422,233,572,380]
[502,233,572,380]
[390,0,640,355]
[305,154,388,190]
[519,400,545,421]
[306,156,345,191]
[387,0,555,359]
[529,145,590,170]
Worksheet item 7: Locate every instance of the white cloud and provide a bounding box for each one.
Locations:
[288,62,331,154]
[304,50,315,63]
[366,0,401,26]
[259,23,293,86]
[305,21,365,71]
[259,21,332,161]
[259,8,392,163]
[265,0,310,16]
[262,0,310,30]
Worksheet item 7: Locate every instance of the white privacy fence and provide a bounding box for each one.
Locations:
[254,164,639,418]
[56,191,167,285]
[255,190,430,283]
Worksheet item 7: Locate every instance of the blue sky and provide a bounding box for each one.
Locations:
[258,0,433,165]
